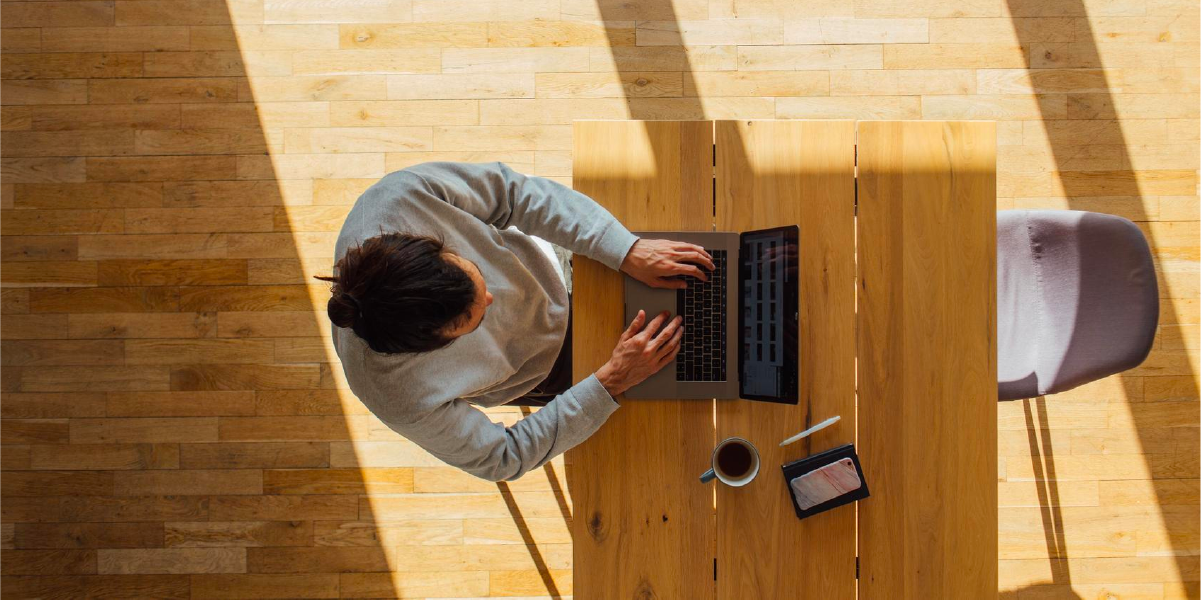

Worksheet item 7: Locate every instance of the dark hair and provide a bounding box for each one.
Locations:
[314,232,476,354]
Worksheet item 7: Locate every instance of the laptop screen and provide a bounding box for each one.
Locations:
[738,225,800,403]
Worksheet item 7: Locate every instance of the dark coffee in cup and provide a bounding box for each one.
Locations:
[717,442,753,477]
[699,437,760,486]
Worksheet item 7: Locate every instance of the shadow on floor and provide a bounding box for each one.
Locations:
[1006,0,1200,588]
[1025,398,1076,586]
[496,406,572,598]
[0,0,407,595]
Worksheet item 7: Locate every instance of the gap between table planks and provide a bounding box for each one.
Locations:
[570,119,998,599]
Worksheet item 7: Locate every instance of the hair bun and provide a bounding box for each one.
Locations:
[343,293,362,315]
[313,232,476,353]
[327,292,361,329]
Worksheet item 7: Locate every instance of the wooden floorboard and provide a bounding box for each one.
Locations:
[1,1,1198,598]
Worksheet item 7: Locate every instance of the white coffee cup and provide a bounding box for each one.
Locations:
[699,437,760,487]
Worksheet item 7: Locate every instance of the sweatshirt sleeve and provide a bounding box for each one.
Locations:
[401,161,639,271]
[382,374,619,482]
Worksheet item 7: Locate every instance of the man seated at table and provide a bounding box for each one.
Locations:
[318,162,714,481]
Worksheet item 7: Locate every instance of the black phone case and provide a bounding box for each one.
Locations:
[780,443,870,520]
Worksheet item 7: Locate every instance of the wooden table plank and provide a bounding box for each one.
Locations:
[856,120,999,599]
[569,120,717,600]
[714,120,858,599]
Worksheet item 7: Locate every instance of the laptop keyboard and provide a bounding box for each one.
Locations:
[676,249,727,382]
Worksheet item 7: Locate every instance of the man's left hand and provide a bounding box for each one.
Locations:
[620,239,714,290]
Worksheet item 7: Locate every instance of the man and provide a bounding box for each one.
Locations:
[320,162,713,482]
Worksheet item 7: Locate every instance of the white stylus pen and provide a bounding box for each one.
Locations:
[779,416,841,447]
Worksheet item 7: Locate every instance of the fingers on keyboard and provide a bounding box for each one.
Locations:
[676,248,727,383]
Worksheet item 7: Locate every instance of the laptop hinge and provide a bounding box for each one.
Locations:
[735,235,744,394]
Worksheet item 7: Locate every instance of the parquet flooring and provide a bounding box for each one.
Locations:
[1,0,1197,597]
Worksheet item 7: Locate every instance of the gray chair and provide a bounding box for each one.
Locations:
[998,210,1159,401]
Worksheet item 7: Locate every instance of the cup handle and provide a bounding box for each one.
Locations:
[699,468,716,483]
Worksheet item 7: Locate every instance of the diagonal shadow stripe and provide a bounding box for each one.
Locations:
[0,0,409,591]
[519,406,575,526]
[220,5,406,595]
[497,480,564,599]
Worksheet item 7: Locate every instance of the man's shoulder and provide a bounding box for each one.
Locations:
[332,328,438,422]
[364,168,429,196]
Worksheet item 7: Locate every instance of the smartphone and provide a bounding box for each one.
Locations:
[788,457,862,511]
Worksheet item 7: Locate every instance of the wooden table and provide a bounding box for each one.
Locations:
[569,120,998,599]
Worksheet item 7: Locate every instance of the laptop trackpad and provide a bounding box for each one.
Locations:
[622,281,678,399]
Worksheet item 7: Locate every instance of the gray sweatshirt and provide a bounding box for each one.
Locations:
[331,162,638,482]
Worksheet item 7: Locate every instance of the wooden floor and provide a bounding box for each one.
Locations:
[0,0,1197,597]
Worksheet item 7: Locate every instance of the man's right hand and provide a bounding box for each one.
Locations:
[595,310,683,397]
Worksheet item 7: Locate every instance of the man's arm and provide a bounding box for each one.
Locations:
[402,161,638,270]
[382,308,681,481]
[385,374,618,482]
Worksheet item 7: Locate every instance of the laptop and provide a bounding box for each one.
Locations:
[622,225,799,404]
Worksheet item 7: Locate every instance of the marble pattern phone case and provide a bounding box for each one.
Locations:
[788,457,862,510]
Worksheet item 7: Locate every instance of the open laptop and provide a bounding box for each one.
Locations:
[623,225,799,404]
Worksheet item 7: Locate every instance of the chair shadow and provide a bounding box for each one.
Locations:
[495,480,565,599]
[1006,0,1200,587]
[493,407,571,598]
[994,397,1086,599]
[542,451,576,527]
[1024,398,1072,581]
